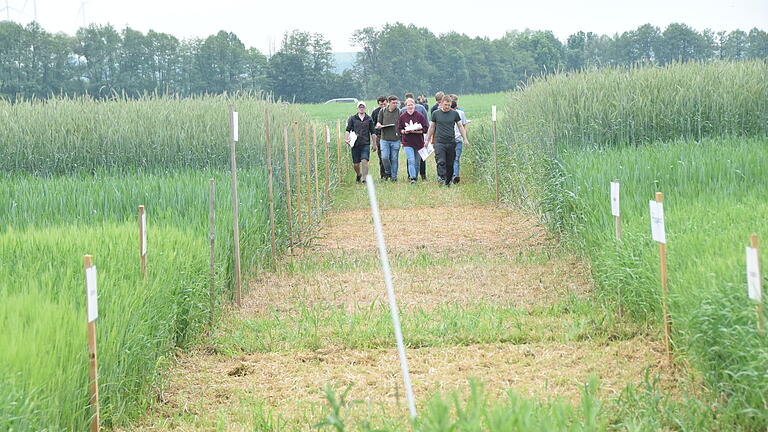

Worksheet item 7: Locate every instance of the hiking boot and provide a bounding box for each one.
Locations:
[452,176,460,184]
[356,175,361,183]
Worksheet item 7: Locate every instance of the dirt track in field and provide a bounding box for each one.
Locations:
[126,187,672,431]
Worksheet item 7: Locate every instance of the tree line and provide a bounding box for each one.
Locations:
[1,20,766,103]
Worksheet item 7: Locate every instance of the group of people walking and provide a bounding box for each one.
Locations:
[344,92,469,186]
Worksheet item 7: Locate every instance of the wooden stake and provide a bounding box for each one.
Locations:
[294,122,302,245]
[138,205,147,277]
[750,234,765,333]
[84,254,100,432]
[229,104,242,306]
[283,128,294,254]
[265,110,276,262]
[656,192,672,359]
[325,124,331,205]
[305,122,311,223]
[336,119,342,179]
[492,119,499,203]
[209,178,215,327]
[313,122,320,217]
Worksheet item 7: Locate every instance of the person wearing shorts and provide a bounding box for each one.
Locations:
[345,101,377,183]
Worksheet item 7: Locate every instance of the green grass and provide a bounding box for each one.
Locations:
[466,61,768,430]
[209,298,629,355]
[0,93,351,429]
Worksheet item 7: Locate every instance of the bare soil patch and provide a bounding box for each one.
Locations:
[140,337,672,429]
[314,205,550,256]
[243,255,591,315]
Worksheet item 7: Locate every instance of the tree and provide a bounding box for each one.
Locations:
[196,31,247,93]
[74,24,122,96]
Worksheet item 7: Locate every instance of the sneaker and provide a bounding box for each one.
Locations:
[437,177,445,184]
[356,175,361,183]
[452,176,460,184]
[409,178,416,184]
[361,178,367,184]
[421,175,426,181]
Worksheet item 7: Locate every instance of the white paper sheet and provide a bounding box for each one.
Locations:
[348,131,357,147]
[610,181,620,216]
[649,200,666,244]
[232,111,239,142]
[86,266,98,322]
[418,144,434,161]
[747,246,762,302]
[141,212,147,256]
[404,120,423,132]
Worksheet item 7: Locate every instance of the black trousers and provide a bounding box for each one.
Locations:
[435,141,456,185]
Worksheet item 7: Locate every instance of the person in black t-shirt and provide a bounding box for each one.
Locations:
[425,95,469,186]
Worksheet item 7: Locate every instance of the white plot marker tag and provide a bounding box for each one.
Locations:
[649,200,666,244]
[366,174,417,419]
[492,105,497,122]
[747,246,762,302]
[325,125,331,144]
[610,181,620,217]
[141,212,147,256]
[86,266,98,322]
[232,111,239,142]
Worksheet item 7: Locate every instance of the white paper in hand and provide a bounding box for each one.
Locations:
[418,144,434,161]
[404,120,423,132]
[746,247,762,302]
[348,131,357,147]
[649,200,666,244]
[141,212,147,256]
[86,266,98,322]
[610,182,620,216]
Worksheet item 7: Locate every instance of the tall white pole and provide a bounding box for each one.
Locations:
[365,174,417,419]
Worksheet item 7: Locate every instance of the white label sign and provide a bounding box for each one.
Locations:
[746,246,762,302]
[86,266,98,322]
[610,181,620,217]
[232,111,239,142]
[649,200,666,244]
[492,105,497,122]
[325,125,331,144]
[141,212,147,256]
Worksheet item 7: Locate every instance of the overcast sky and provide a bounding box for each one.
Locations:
[3,0,767,53]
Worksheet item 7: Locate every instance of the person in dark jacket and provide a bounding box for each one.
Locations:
[370,96,387,179]
[345,101,377,183]
[397,98,428,184]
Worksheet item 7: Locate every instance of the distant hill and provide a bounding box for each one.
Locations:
[333,52,358,74]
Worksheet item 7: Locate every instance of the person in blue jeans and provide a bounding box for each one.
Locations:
[397,98,428,184]
[376,95,402,181]
[451,99,468,184]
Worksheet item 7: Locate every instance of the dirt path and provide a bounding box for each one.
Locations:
[127,181,670,431]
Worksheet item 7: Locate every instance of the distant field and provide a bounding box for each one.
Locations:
[296,92,508,123]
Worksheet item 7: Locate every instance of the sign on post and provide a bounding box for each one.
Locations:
[138,205,147,277]
[491,104,497,122]
[229,105,242,306]
[84,254,100,432]
[747,234,764,332]
[231,111,239,142]
[650,192,671,359]
[86,263,98,323]
[611,180,621,241]
[649,199,666,244]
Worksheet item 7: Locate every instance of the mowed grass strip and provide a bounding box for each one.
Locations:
[123,337,670,431]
